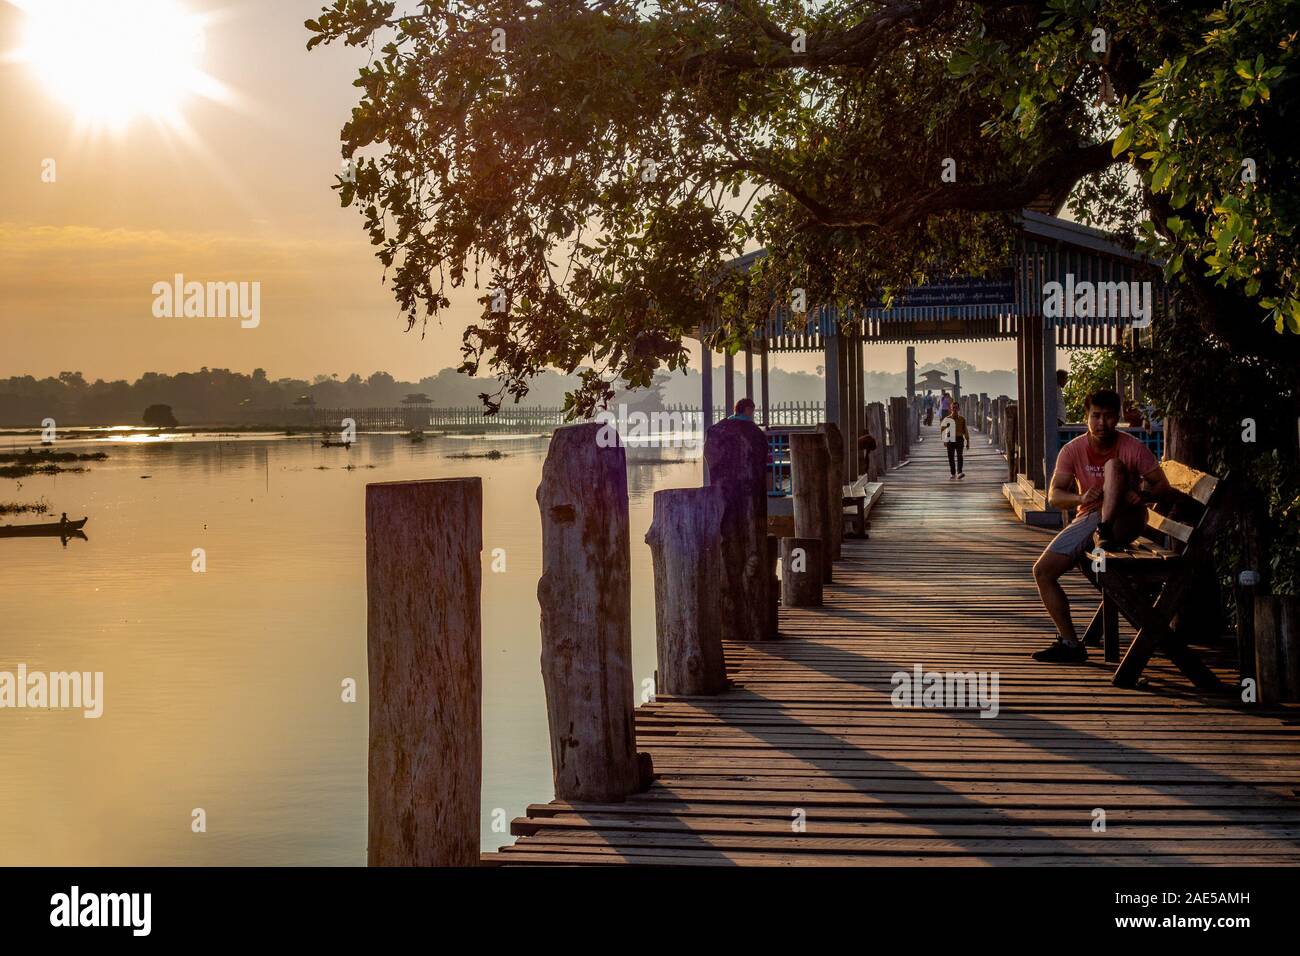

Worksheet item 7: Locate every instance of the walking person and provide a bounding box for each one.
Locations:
[1029,389,1170,663]
[857,425,877,475]
[923,390,934,426]
[1055,369,1069,425]
[940,402,969,479]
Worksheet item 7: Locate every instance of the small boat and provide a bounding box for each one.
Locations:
[0,516,88,538]
[320,440,354,448]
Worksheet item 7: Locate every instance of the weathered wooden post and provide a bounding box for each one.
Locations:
[817,421,845,561]
[645,487,728,696]
[1004,403,1019,482]
[780,537,823,606]
[366,477,482,866]
[791,432,832,583]
[1255,596,1283,705]
[867,402,886,480]
[1257,595,1300,703]
[537,422,648,801]
[766,534,780,638]
[704,416,770,642]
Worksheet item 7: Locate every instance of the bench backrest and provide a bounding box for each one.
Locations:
[1141,460,1225,550]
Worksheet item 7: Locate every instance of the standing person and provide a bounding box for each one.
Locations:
[1030,389,1170,663]
[1055,369,1069,425]
[940,403,969,479]
[940,391,952,420]
[923,390,934,425]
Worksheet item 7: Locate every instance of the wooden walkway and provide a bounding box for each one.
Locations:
[489,425,1300,865]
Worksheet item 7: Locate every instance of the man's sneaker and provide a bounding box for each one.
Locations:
[957,472,965,479]
[1031,640,1088,663]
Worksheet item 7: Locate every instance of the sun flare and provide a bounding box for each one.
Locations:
[14,0,220,129]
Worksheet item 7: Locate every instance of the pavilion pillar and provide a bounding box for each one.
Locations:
[700,334,713,483]
[846,328,861,481]
[1042,321,1059,481]
[1027,315,1046,487]
[1015,322,1028,478]
[953,368,961,402]
[905,346,916,403]
[824,309,842,430]
[744,342,755,406]
[724,348,735,418]
[760,340,770,428]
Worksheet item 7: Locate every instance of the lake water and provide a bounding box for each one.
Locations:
[0,430,701,865]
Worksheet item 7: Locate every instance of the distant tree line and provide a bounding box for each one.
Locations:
[0,360,1016,427]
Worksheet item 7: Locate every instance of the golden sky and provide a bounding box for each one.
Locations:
[0,0,1017,385]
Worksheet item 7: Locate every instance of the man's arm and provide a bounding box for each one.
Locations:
[1137,464,1170,504]
[1046,468,1090,510]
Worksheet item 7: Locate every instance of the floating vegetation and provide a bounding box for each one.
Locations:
[0,448,108,464]
[0,498,50,517]
[447,449,507,460]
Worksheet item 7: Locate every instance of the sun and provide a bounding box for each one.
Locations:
[13,0,220,129]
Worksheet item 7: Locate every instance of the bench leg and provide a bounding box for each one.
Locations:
[1103,594,1120,663]
[1109,574,1220,690]
[1082,603,1104,648]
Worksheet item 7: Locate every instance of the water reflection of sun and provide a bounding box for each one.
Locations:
[6,0,233,133]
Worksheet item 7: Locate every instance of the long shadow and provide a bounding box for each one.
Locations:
[519,427,1300,865]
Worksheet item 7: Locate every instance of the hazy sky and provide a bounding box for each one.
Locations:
[0,0,1019,387]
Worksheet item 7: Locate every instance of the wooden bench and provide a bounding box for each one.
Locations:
[842,477,884,538]
[1075,460,1228,690]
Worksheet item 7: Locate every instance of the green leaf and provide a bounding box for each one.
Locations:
[1112,125,1134,157]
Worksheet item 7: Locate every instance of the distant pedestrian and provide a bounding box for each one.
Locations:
[940,391,952,419]
[857,427,877,474]
[1055,369,1069,425]
[923,391,934,425]
[940,404,969,479]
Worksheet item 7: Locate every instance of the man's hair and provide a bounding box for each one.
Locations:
[1056,369,1068,385]
[1085,389,1122,414]
[735,397,755,414]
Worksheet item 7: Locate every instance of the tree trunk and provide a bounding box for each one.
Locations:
[537,422,646,801]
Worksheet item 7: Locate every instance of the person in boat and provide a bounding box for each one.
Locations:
[60,512,68,525]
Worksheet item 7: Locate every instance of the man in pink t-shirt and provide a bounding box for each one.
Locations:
[1030,389,1169,664]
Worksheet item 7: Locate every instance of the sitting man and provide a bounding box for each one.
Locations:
[1030,389,1169,663]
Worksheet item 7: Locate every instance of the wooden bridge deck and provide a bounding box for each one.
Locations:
[489,424,1300,866]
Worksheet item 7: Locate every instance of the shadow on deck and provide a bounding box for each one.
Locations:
[489,425,1300,866]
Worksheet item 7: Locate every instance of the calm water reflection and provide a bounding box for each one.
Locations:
[0,431,700,864]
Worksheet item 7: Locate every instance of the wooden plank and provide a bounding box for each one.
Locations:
[1161,459,1219,505]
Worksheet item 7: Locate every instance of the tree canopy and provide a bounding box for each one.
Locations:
[308,0,1299,415]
